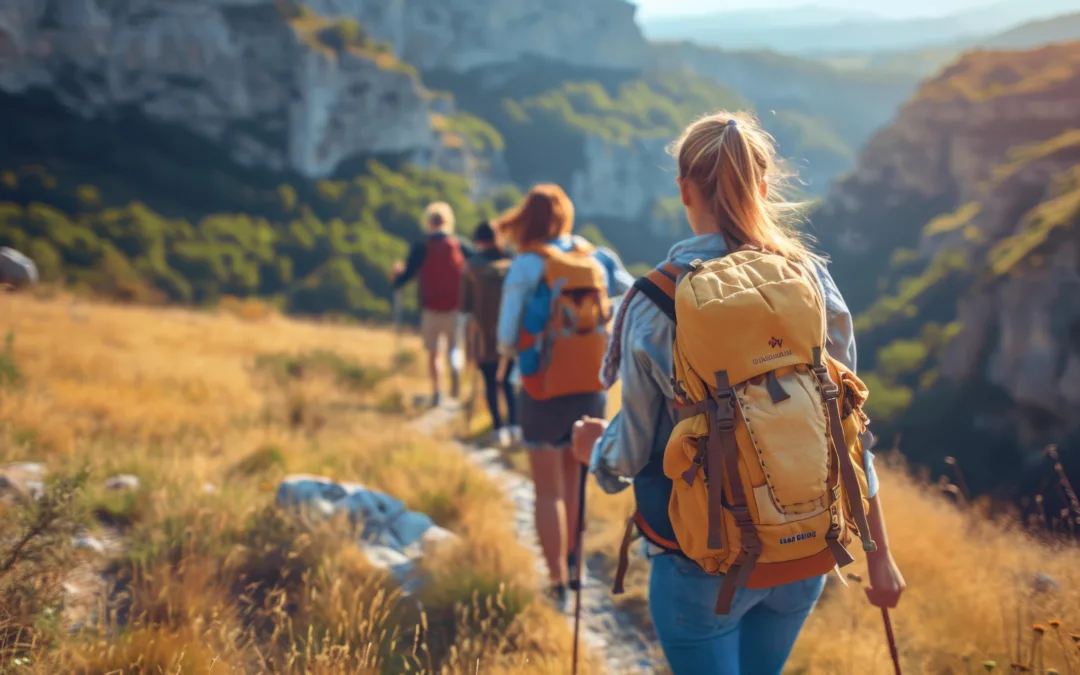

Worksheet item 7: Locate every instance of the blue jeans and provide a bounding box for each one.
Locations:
[649,554,826,675]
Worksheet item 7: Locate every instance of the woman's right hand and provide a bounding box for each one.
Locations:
[390,260,405,280]
[865,549,906,609]
[572,417,607,465]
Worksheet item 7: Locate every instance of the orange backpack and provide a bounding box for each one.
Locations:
[516,240,611,401]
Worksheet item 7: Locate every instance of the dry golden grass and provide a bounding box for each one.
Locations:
[471,348,1080,674]
[0,291,593,674]
[790,459,1080,674]
[7,291,1079,674]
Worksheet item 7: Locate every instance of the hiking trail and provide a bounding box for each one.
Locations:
[412,405,664,674]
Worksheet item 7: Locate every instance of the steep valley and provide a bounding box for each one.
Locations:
[815,42,1080,500]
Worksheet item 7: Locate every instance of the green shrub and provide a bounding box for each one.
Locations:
[227,445,287,480]
[861,373,914,423]
[315,18,366,52]
[876,339,930,380]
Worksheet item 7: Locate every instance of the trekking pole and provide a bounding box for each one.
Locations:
[571,463,588,675]
[391,289,403,349]
[881,607,902,675]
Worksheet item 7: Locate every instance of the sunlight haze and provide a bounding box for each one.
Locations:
[632,0,999,19]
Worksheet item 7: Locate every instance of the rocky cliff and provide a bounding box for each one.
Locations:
[815,42,1080,496]
[0,0,487,182]
[307,0,647,74]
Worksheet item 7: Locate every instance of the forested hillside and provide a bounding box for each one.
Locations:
[0,89,520,317]
[0,0,934,318]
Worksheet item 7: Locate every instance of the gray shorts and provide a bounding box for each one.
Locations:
[519,389,606,449]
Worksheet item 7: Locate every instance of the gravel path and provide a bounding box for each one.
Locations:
[412,406,664,674]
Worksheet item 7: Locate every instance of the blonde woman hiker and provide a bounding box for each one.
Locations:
[571,112,906,674]
[493,184,633,609]
[391,202,473,408]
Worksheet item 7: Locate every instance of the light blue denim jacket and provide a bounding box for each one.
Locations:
[496,235,635,355]
[589,233,879,497]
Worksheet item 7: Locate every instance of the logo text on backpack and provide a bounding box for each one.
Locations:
[769,337,784,349]
[780,531,817,545]
[752,349,792,366]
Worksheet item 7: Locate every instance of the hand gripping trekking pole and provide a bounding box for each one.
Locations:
[882,608,902,675]
[571,463,588,675]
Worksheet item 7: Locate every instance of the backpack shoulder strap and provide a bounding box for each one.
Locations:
[632,262,684,323]
[570,236,596,255]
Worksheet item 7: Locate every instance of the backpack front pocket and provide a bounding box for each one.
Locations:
[735,368,830,515]
[665,430,731,572]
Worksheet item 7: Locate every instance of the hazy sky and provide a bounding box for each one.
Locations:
[632,0,996,20]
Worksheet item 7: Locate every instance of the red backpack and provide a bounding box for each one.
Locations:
[419,236,465,312]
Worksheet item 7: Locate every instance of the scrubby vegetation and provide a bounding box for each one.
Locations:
[504,73,751,148]
[0,161,519,319]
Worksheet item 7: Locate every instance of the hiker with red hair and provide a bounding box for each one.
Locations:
[494,184,633,609]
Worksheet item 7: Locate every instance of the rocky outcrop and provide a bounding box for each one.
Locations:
[276,474,455,593]
[814,42,1080,490]
[569,135,677,225]
[308,0,647,74]
[0,0,474,180]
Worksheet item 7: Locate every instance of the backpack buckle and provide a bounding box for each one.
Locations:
[712,394,736,430]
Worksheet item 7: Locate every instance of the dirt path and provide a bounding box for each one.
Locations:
[412,407,664,674]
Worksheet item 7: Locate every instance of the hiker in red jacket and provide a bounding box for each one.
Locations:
[391,202,474,407]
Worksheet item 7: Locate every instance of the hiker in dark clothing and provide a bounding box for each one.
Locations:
[391,202,475,407]
[460,221,520,447]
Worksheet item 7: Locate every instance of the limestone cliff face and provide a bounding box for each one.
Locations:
[0,0,477,181]
[814,43,1080,485]
[308,0,647,74]
[569,135,677,226]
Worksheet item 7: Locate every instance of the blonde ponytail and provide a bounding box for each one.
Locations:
[669,111,821,266]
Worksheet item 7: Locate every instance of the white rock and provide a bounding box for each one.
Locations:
[0,463,47,502]
[72,534,106,554]
[0,247,38,288]
[105,475,140,491]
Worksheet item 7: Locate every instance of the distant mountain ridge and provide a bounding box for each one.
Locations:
[641,0,1080,54]
[976,10,1080,48]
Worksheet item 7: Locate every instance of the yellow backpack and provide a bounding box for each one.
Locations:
[665,249,877,614]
